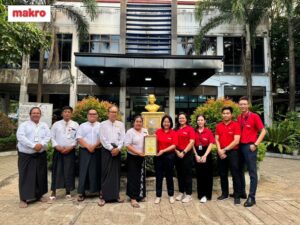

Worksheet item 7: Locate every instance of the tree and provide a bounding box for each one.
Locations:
[35,0,98,103]
[195,0,273,105]
[0,0,49,66]
[271,0,300,112]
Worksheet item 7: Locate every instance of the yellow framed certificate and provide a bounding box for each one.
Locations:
[144,135,157,156]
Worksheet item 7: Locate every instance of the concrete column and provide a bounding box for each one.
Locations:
[217,36,224,72]
[169,69,175,119]
[119,69,127,121]
[19,54,29,103]
[0,94,10,115]
[69,32,79,107]
[217,84,225,98]
[120,0,127,54]
[171,0,177,55]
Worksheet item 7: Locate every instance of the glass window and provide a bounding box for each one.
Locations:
[177,36,216,56]
[79,34,120,54]
[224,37,265,73]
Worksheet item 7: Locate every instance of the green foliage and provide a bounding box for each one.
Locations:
[257,142,267,162]
[46,141,54,169]
[0,134,16,151]
[265,120,300,154]
[191,98,240,131]
[0,1,50,66]
[195,0,273,51]
[0,112,16,138]
[72,96,120,124]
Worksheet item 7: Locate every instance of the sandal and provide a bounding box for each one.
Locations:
[98,199,106,207]
[49,196,56,201]
[131,200,140,208]
[77,195,85,202]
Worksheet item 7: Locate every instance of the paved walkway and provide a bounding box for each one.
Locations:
[0,154,299,225]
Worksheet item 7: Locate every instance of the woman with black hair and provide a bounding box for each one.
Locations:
[174,113,195,203]
[154,115,177,204]
[124,115,148,208]
[193,115,215,203]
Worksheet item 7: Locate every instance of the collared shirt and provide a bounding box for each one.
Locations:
[237,111,264,144]
[76,121,101,146]
[124,128,148,155]
[176,125,195,151]
[195,127,215,147]
[51,119,79,148]
[215,121,240,150]
[156,128,178,152]
[17,120,51,154]
[99,119,125,151]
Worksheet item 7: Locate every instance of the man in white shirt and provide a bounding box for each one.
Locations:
[98,105,125,206]
[50,106,79,200]
[16,107,51,208]
[76,109,101,201]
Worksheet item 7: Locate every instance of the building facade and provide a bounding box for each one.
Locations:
[0,0,273,127]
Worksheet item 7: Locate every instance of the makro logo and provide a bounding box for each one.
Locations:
[8,5,51,22]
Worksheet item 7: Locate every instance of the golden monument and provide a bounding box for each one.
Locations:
[145,94,160,112]
[142,94,165,156]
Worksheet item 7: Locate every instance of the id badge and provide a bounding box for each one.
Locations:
[34,136,39,142]
[198,145,203,151]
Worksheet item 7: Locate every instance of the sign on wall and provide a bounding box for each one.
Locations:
[18,103,53,128]
[8,5,51,22]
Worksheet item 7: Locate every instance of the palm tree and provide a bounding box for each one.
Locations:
[195,0,273,104]
[36,0,98,102]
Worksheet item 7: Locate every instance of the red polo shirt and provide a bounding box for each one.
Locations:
[176,125,195,151]
[215,120,240,150]
[156,128,178,152]
[195,127,215,147]
[237,111,264,144]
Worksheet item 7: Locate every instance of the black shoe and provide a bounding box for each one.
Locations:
[244,197,256,207]
[234,198,241,205]
[229,193,247,199]
[217,195,228,200]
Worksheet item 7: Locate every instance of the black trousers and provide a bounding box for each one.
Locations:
[175,150,193,195]
[218,150,241,198]
[194,147,213,200]
[154,152,175,197]
[239,143,258,199]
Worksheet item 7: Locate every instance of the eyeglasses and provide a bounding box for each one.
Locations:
[109,111,118,114]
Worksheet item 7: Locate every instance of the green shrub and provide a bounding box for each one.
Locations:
[0,112,16,138]
[72,96,119,124]
[191,98,240,131]
[0,134,17,151]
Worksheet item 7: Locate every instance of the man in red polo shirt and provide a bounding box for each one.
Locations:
[215,106,242,205]
[238,96,266,207]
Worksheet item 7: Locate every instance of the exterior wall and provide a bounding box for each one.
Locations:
[0,1,272,125]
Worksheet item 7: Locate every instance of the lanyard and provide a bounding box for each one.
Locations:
[241,112,251,131]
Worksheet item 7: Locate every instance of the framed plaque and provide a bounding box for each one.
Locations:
[144,135,157,156]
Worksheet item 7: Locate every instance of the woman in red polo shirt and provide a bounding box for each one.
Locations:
[174,112,195,203]
[154,115,177,204]
[193,115,215,203]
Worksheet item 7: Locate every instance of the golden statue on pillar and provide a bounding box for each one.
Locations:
[142,94,164,155]
[145,94,160,112]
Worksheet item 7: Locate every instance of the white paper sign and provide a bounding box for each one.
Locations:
[8,5,51,22]
[18,103,53,128]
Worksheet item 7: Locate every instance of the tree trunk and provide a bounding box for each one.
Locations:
[287,15,295,111]
[19,54,30,103]
[37,48,45,102]
[244,23,252,105]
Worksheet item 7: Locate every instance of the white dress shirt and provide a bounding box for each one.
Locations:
[76,121,101,146]
[124,128,148,155]
[17,120,51,154]
[51,119,79,148]
[99,119,125,151]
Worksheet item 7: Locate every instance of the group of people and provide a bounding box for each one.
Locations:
[16,96,265,209]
